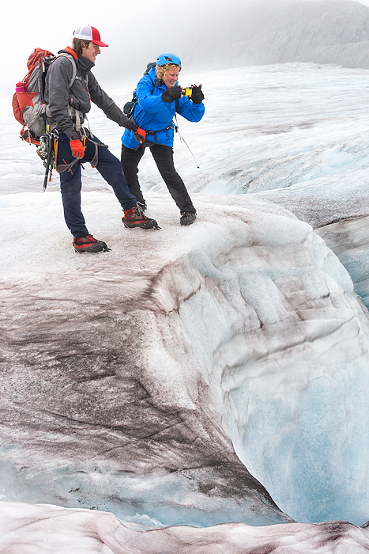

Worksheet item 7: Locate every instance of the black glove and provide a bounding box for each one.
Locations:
[161,85,182,103]
[191,85,204,104]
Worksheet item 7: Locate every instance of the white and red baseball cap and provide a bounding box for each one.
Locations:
[73,25,109,47]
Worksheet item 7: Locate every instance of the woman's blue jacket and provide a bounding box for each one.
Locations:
[121,67,205,149]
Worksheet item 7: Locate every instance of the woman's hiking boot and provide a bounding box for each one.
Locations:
[180,211,197,226]
[73,235,110,253]
[122,205,160,229]
[136,200,147,212]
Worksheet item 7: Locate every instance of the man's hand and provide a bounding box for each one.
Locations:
[133,127,146,143]
[70,139,85,158]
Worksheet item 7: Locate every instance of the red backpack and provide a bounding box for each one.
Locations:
[12,48,76,145]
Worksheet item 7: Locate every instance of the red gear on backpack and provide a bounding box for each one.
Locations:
[12,49,54,124]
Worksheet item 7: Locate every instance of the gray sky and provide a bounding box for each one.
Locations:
[2,0,163,94]
[2,0,369,96]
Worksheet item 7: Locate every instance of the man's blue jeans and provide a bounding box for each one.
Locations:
[57,134,137,237]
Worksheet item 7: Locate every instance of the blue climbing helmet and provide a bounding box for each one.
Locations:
[156,52,181,68]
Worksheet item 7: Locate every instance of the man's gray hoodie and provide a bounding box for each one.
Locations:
[44,46,135,139]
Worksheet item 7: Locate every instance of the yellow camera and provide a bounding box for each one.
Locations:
[183,87,192,96]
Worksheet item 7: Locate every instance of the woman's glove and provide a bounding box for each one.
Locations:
[191,85,205,104]
[70,139,85,158]
[161,85,182,103]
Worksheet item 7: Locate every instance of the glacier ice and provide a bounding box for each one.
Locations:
[2,501,369,554]
[1,191,369,530]
[2,60,369,550]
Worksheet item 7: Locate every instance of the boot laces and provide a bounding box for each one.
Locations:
[135,204,145,217]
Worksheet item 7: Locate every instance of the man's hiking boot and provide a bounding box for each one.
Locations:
[122,205,160,229]
[180,211,197,226]
[73,234,111,253]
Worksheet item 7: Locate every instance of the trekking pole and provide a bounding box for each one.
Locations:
[178,131,200,169]
[43,135,54,191]
[174,120,200,169]
[174,114,200,169]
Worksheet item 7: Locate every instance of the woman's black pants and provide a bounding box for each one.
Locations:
[121,143,196,213]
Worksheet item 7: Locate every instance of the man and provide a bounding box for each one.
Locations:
[44,25,159,253]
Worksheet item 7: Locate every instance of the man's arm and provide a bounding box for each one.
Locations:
[88,72,136,131]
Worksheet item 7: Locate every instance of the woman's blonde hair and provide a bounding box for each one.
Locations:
[156,63,181,83]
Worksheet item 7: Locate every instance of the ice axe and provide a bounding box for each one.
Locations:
[43,136,54,191]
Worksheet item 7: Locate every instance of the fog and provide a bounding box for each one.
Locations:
[3,0,369,98]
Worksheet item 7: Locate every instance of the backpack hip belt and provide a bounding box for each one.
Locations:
[132,115,174,142]
[146,121,174,136]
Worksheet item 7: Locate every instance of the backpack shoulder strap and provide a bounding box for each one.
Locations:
[146,73,156,94]
[57,53,77,88]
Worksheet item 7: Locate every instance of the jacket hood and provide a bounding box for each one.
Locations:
[61,46,78,60]
[58,47,95,71]
[58,46,78,60]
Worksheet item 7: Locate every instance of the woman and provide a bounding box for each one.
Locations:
[121,53,205,226]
